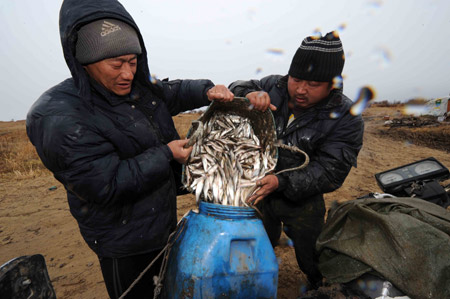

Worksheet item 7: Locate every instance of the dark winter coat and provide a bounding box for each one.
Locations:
[229,75,364,204]
[26,0,213,258]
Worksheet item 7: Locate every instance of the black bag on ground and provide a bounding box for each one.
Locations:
[0,254,56,298]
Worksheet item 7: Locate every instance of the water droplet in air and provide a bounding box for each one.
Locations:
[150,74,158,84]
[371,46,392,69]
[404,140,413,147]
[247,7,257,21]
[402,104,429,116]
[365,0,383,15]
[350,86,376,115]
[311,28,322,39]
[332,75,343,89]
[331,30,340,38]
[266,48,284,56]
[367,280,378,291]
[265,48,284,62]
[337,23,347,32]
[368,0,383,8]
[356,279,367,290]
[330,111,341,119]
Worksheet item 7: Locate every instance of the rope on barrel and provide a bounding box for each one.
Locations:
[153,216,188,299]
[247,143,309,217]
[274,143,309,175]
[117,216,188,299]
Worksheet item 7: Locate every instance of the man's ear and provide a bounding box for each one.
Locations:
[328,81,334,90]
[83,65,90,76]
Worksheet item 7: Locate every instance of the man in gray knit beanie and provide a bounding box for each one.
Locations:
[28,1,274,298]
[74,18,143,96]
[76,18,142,65]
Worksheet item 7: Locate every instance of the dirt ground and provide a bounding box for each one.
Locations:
[1,106,449,299]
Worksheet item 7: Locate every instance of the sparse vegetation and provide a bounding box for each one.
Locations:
[1,106,450,299]
[0,113,204,179]
[378,122,450,152]
[173,112,202,138]
[1,108,448,180]
[366,103,450,152]
[371,100,403,107]
[404,97,429,105]
[371,98,432,108]
[0,121,50,178]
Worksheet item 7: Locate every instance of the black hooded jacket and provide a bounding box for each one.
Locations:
[26,0,213,258]
[229,75,364,203]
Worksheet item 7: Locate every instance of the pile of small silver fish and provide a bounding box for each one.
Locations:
[183,112,277,207]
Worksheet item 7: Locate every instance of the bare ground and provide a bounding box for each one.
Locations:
[1,106,449,298]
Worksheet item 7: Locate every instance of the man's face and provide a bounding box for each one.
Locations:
[84,54,137,96]
[287,76,332,110]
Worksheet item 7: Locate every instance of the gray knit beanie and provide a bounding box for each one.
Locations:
[288,31,345,82]
[75,19,142,65]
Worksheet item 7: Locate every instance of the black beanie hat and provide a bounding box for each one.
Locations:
[288,31,344,82]
[75,19,142,65]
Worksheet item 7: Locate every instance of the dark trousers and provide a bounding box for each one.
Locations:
[259,194,325,287]
[99,250,163,299]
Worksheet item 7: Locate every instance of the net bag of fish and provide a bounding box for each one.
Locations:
[182,98,278,207]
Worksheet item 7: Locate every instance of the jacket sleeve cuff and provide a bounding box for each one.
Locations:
[161,144,174,161]
[204,83,215,102]
[276,174,288,191]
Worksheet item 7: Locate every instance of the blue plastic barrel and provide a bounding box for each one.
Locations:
[164,201,279,298]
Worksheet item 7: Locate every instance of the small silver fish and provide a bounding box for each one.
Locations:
[184,112,276,207]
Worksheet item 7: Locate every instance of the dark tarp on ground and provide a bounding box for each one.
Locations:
[316,197,450,299]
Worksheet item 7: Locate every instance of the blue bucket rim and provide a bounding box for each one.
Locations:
[198,201,257,219]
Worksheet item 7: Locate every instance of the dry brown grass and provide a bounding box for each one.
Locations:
[0,113,203,180]
[366,103,450,152]
[1,107,449,299]
[371,100,403,108]
[2,108,446,182]
[0,121,50,179]
[372,98,430,108]
[173,112,202,138]
[378,122,450,152]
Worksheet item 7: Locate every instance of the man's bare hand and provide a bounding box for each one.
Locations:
[167,139,192,164]
[246,91,277,112]
[246,174,279,205]
[207,85,234,102]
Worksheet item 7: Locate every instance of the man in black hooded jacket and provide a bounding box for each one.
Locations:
[26,0,272,297]
[229,32,364,290]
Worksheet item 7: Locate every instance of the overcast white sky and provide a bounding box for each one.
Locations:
[1,0,449,121]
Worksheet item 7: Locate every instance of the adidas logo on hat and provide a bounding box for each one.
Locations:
[76,18,142,64]
[101,20,121,37]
